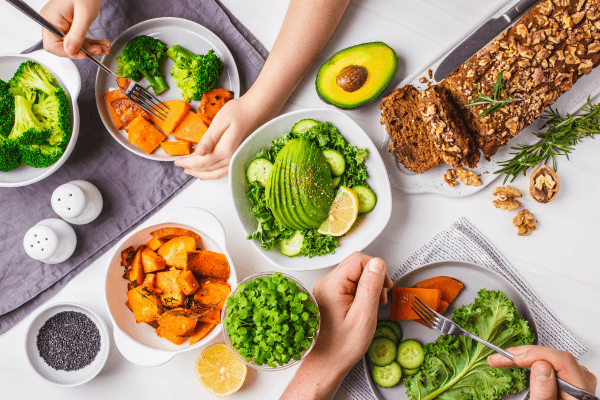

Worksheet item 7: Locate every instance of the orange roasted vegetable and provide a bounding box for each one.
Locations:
[160,141,193,155]
[189,322,215,345]
[413,276,464,307]
[149,100,191,135]
[157,236,196,269]
[390,287,441,321]
[127,283,163,323]
[176,270,200,295]
[150,227,201,244]
[106,92,124,130]
[156,325,187,345]
[173,111,208,144]
[142,247,166,273]
[185,250,230,280]
[129,245,145,286]
[111,98,150,129]
[199,88,233,123]
[146,237,166,251]
[157,309,197,337]
[194,308,221,325]
[194,278,231,310]
[121,246,136,266]
[127,116,166,154]
[156,269,185,307]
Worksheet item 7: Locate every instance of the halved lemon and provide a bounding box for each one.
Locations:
[318,186,359,237]
[196,343,247,397]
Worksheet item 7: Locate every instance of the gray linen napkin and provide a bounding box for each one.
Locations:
[340,218,588,400]
[0,0,268,334]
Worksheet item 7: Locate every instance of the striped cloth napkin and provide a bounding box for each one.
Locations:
[340,217,588,400]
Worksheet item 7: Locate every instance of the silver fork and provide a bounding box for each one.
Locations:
[6,0,169,121]
[412,297,598,400]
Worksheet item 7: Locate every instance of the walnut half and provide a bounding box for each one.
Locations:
[492,186,522,211]
[513,209,537,236]
[456,167,481,186]
[444,169,458,187]
[530,165,559,203]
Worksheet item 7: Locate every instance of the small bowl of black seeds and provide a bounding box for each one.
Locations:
[25,302,110,386]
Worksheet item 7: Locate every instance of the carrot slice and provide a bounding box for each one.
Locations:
[160,141,193,156]
[390,287,441,321]
[173,111,208,144]
[149,100,191,135]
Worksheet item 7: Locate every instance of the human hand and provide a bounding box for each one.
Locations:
[40,0,109,59]
[174,93,271,180]
[488,345,597,400]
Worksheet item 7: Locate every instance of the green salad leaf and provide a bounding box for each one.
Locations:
[246,121,370,257]
[405,289,536,400]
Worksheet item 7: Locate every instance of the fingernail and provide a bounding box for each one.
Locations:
[533,364,553,381]
[488,353,501,363]
[368,258,384,273]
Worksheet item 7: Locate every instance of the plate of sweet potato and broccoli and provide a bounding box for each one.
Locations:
[95,18,240,161]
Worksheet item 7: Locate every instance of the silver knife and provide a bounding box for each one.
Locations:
[434,0,541,82]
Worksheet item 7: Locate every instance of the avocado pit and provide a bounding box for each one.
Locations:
[336,65,368,93]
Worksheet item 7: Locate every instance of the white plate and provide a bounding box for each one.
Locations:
[381,0,600,196]
[229,108,393,271]
[364,260,538,400]
[103,207,237,367]
[95,17,240,161]
[0,50,81,187]
[25,302,110,387]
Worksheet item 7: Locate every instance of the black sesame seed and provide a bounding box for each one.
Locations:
[37,311,101,372]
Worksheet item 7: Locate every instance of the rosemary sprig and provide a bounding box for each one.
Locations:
[495,97,600,183]
[465,72,522,117]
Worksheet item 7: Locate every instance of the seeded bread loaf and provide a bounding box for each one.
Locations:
[380,86,443,173]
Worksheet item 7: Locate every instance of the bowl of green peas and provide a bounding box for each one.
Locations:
[221,272,320,370]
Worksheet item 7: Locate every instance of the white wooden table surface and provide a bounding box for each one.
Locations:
[0,1,598,399]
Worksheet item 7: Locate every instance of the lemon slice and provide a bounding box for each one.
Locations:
[196,343,247,397]
[318,186,359,237]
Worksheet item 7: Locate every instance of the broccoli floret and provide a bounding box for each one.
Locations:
[117,35,169,95]
[33,87,71,149]
[0,137,20,171]
[19,143,63,168]
[9,61,57,103]
[8,95,51,145]
[167,45,224,102]
[0,79,15,138]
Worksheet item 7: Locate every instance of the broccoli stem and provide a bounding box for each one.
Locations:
[140,69,169,95]
[166,45,196,63]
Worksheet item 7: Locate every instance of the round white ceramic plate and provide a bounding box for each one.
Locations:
[363,260,538,400]
[229,108,393,271]
[95,17,240,161]
[25,302,110,387]
[0,50,81,187]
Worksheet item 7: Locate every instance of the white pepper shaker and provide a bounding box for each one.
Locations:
[23,219,77,264]
[51,180,103,225]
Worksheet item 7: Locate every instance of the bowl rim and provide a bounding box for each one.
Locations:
[221,271,320,371]
[24,301,110,387]
[228,107,393,271]
[0,51,81,187]
[103,208,238,359]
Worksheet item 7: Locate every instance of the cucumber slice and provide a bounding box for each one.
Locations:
[291,118,320,134]
[367,338,396,367]
[352,185,377,213]
[374,326,398,345]
[322,149,346,176]
[372,361,402,388]
[246,158,273,188]
[331,176,342,188]
[402,367,420,376]
[397,339,424,369]
[279,230,304,257]
[377,320,403,342]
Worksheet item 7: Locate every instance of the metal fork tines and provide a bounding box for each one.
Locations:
[123,80,170,121]
[411,296,599,400]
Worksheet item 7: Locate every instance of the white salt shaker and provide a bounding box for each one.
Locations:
[51,180,103,225]
[23,219,77,264]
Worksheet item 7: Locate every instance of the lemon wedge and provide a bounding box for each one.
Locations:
[318,186,359,237]
[196,343,247,397]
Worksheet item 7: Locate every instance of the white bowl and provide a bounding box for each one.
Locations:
[104,207,238,366]
[25,302,110,387]
[229,108,393,271]
[0,50,81,187]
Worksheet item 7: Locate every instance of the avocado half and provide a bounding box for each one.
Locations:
[316,42,398,109]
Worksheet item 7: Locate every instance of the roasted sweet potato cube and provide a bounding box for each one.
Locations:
[173,111,208,144]
[125,299,133,312]
[146,320,159,329]
[156,325,187,345]
[129,246,145,286]
[189,322,215,346]
[127,116,166,154]
[156,269,184,307]
[160,141,193,156]
[157,309,197,337]
[185,250,230,280]
[121,246,136,266]
[158,236,196,269]
[194,278,231,310]
[176,270,200,295]
[127,284,163,323]
[146,237,166,251]
[194,308,221,325]
[142,247,166,273]
[150,227,201,243]
[143,274,157,292]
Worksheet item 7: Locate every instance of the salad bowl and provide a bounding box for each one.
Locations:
[229,108,393,271]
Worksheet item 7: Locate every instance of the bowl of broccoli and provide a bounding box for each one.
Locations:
[0,50,81,187]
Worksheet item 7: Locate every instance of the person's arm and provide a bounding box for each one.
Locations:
[488,346,597,400]
[174,0,351,179]
[280,252,393,400]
